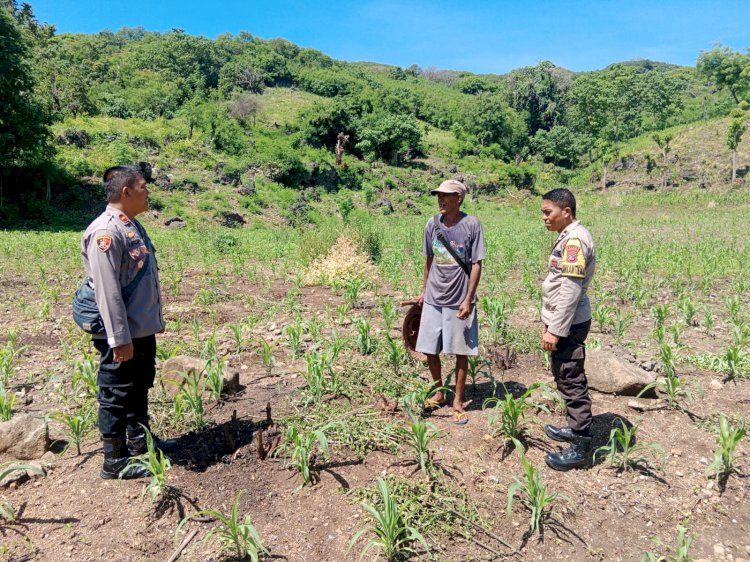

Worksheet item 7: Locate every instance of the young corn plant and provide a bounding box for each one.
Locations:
[0,385,15,421]
[507,452,560,536]
[379,296,398,332]
[349,477,429,562]
[204,357,225,401]
[356,318,377,355]
[592,303,613,334]
[125,427,173,502]
[399,410,442,477]
[0,463,46,523]
[345,278,368,306]
[175,491,268,562]
[337,302,349,325]
[302,350,333,403]
[257,338,276,377]
[638,344,692,409]
[179,372,206,428]
[71,353,98,401]
[53,403,96,456]
[596,421,663,472]
[327,329,346,362]
[677,295,698,327]
[650,303,670,329]
[484,383,547,450]
[703,309,714,337]
[641,522,694,562]
[227,321,245,354]
[283,323,302,361]
[400,381,449,416]
[466,355,492,391]
[382,335,408,375]
[276,425,331,490]
[611,309,629,343]
[705,414,746,484]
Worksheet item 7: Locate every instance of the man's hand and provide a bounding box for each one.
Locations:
[457,300,472,320]
[542,329,559,352]
[416,293,424,306]
[113,343,134,362]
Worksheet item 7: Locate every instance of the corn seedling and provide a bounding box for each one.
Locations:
[484,383,548,448]
[596,421,663,472]
[179,372,206,428]
[327,329,346,362]
[356,318,377,355]
[156,341,181,361]
[705,414,746,482]
[611,309,629,343]
[53,403,96,455]
[703,309,714,336]
[71,353,98,401]
[228,321,245,354]
[275,425,331,489]
[726,296,742,324]
[731,323,750,348]
[466,355,492,391]
[303,350,331,402]
[348,477,429,562]
[0,463,46,523]
[205,357,225,401]
[650,303,670,328]
[345,277,368,306]
[399,409,442,477]
[257,338,276,376]
[0,385,15,421]
[677,295,698,326]
[201,331,218,359]
[400,381,448,416]
[307,317,322,342]
[337,302,349,325]
[175,491,268,562]
[507,452,560,536]
[641,522,694,562]
[638,344,692,408]
[383,335,407,375]
[592,304,613,333]
[481,295,511,344]
[379,296,398,332]
[125,427,173,501]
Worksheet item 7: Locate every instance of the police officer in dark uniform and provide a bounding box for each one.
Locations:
[540,188,596,471]
[81,165,174,479]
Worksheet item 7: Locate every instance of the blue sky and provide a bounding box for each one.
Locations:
[29,0,750,74]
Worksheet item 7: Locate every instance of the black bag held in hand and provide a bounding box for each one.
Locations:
[72,255,150,334]
[432,214,471,277]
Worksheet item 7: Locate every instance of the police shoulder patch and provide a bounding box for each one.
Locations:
[561,238,586,278]
[96,234,112,253]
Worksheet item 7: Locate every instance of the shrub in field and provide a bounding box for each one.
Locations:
[349,477,429,562]
[705,414,746,484]
[302,236,376,287]
[176,491,267,562]
[507,452,560,536]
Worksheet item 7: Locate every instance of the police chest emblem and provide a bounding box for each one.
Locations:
[118,213,132,226]
[96,234,112,253]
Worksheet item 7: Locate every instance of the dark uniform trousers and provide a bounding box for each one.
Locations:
[551,320,592,433]
[92,335,157,439]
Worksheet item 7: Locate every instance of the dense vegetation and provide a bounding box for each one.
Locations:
[1,0,749,226]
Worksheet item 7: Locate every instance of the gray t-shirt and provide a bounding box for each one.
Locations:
[422,213,485,306]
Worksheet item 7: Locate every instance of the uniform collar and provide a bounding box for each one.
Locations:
[555,220,580,246]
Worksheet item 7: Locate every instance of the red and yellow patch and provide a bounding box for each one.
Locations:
[118,213,132,225]
[127,230,136,238]
[96,234,112,253]
[561,238,586,278]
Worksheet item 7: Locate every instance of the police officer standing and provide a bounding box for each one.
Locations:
[540,188,596,471]
[81,165,174,479]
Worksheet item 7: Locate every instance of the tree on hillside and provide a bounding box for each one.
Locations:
[652,133,673,188]
[697,46,750,104]
[727,102,748,183]
[355,112,422,164]
[0,5,50,183]
[508,61,571,136]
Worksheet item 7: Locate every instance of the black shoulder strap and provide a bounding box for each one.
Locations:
[432,214,471,277]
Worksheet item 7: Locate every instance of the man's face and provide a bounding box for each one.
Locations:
[437,192,461,215]
[124,176,150,216]
[541,200,571,232]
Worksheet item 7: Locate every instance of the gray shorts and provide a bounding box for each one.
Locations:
[415,303,479,356]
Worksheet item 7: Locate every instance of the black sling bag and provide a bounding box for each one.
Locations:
[432,214,471,277]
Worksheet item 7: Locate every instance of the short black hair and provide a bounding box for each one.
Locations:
[542,188,576,217]
[103,165,144,202]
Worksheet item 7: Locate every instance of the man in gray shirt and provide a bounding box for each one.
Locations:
[81,165,172,479]
[415,179,484,425]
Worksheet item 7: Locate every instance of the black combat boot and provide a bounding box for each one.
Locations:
[545,433,593,471]
[544,424,574,443]
[126,427,178,457]
[100,436,150,480]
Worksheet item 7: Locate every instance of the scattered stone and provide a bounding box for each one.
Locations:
[215,211,245,228]
[164,216,186,228]
[376,198,394,214]
[0,414,50,460]
[586,348,657,395]
[153,173,172,190]
[405,199,422,214]
[160,356,206,396]
[237,180,256,196]
[714,544,725,558]
[56,129,90,148]
[709,379,723,390]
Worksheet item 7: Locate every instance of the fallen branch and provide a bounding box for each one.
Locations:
[167,528,198,562]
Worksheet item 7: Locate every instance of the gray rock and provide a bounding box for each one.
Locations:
[237,180,256,196]
[215,211,245,228]
[164,216,186,228]
[0,414,50,460]
[405,199,422,214]
[586,348,656,396]
[376,198,394,213]
[161,356,206,396]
